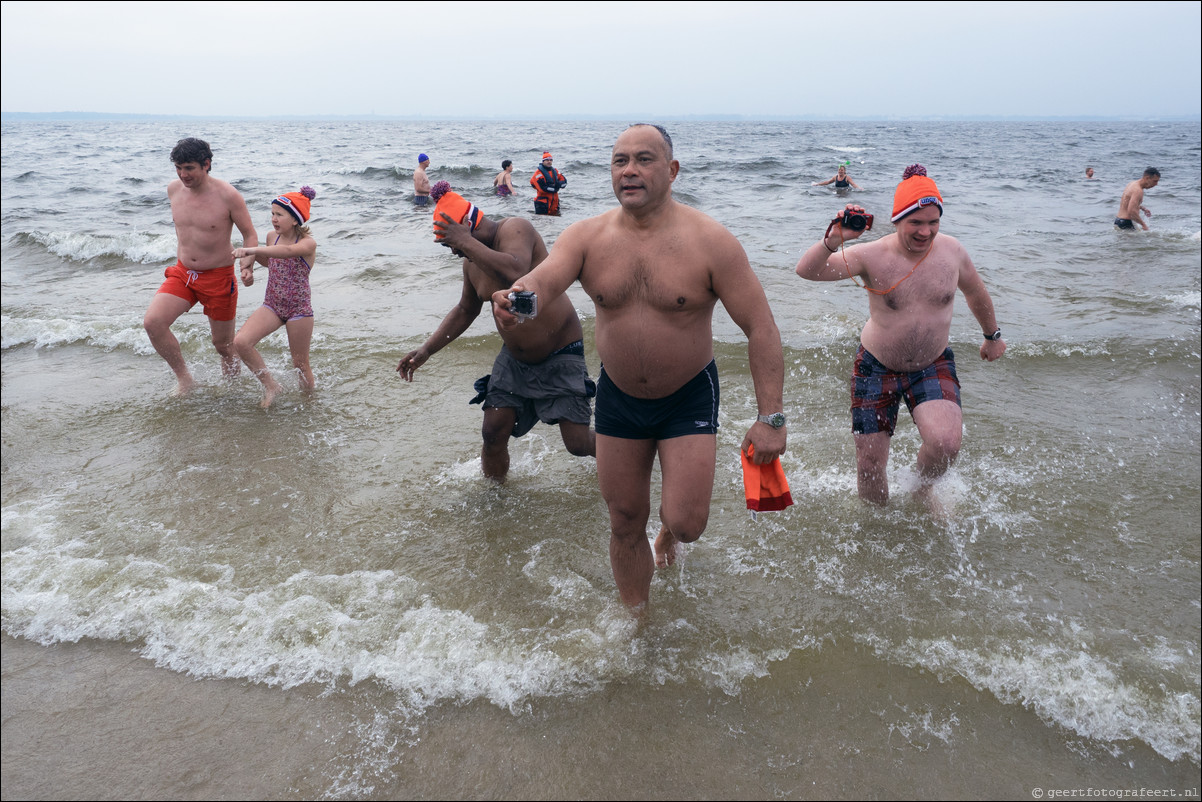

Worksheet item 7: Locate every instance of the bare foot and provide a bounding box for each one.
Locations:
[653,524,678,569]
[915,483,950,523]
[171,376,198,397]
[260,379,284,409]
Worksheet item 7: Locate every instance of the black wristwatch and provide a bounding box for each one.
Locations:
[984,328,1002,341]
[757,412,787,429]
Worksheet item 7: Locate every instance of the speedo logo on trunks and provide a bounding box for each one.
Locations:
[694,420,711,428]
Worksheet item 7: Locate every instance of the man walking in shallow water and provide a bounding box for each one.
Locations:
[795,165,1005,511]
[494,124,787,611]
[143,137,258,395]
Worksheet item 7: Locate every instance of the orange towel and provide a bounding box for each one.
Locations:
[741,444,793,519]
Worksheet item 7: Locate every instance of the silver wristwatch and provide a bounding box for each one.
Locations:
[756,412,787,429]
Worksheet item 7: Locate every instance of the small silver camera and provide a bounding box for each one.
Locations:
[508,290,538,320]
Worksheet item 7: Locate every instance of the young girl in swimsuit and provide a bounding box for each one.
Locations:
[493,159,515,197]
[232,186,318,408]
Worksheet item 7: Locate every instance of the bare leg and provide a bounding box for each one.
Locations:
[210,318,239,378]
[558,421,596,458]
[143,293,197,395]
[597,434,657,609]
[233,307,284,407]
[654,434,716,568]
[911,399,963,514]
[854,431,891,504]
[284,316,315,394]
[480,406,517,482]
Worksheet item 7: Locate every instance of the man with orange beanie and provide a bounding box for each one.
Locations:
[795,164,1006,510]
[397,182,596,481]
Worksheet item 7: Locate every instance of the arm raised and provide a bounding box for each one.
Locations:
[491,219,591,328]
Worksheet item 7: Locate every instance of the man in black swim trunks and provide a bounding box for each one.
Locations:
[493,124,786,611]
[1115,167,1160,230]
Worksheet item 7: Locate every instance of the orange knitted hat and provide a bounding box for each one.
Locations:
[891,165,943,222]
[273,186,315,225]
[431,182,482,239]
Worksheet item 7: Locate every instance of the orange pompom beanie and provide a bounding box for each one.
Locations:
[430,182,483,239]
[891,165,943,223]
[273,186,315,225]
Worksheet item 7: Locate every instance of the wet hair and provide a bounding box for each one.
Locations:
[627,123,673,160]
[170,137,213,170]
[501,159,512,170]
[1143,167,1160,178]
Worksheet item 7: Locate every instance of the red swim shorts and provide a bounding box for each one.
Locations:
[156,262,238,321]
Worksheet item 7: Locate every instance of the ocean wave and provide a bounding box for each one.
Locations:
[871,633,1201,764]
[1,313,156,354]
[10,229,176,265]
[337,165,407,180]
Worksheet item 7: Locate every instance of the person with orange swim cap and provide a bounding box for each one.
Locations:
[795,164,1006,512]
[530,151,567,215]
[397,182,596,481]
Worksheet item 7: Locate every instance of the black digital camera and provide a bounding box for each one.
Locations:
[508,290,538,320]
[842,210,874,232]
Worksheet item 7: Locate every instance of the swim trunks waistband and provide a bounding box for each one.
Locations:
[551,340,584,357]
[156,262,238,321]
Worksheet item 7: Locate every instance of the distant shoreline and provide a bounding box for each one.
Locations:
[3,112,1199,124]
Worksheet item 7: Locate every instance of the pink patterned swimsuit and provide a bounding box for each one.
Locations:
[263,234,313,321]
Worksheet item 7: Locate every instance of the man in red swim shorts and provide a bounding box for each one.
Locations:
[143,137,258,395]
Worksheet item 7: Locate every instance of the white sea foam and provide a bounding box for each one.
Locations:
[18,229,177,264]
[1,313,157,353]
[872,634,1201,764]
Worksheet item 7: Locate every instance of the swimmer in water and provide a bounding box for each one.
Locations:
[815,164,860,190]
[494,160,515,197]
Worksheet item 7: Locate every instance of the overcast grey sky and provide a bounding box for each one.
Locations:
[2,1,1199,119]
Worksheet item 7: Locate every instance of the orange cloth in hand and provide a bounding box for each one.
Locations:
[741,443,793,515]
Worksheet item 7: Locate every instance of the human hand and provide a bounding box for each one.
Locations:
[836,204,872,237]
[397,349,429,381]
[491,285,523,329]
[434,212,472,252]
[979,338,1006,361]
[240,263,254,287]
[741,422,787,465]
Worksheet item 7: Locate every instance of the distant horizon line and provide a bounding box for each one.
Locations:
[3,111,1199,124]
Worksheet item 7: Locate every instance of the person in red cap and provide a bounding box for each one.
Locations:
[143,137,258,396]
[397,181,596,481]
[530,151,567,215]
[231,186,319,408]
[795,164,1006,511]
[493,124,786,611]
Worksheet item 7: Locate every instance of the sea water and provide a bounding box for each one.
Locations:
[2,119,1199,799]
